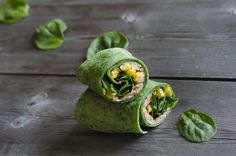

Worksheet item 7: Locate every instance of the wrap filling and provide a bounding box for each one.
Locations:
[143,86,177,125]
[101,61,145,102]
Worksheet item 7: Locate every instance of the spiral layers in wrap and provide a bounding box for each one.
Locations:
[77,48,149,103]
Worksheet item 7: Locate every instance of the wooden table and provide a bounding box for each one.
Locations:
[1,0,236,155]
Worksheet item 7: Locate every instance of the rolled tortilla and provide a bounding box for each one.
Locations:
[74,80,179,134]
[77,48,149,103]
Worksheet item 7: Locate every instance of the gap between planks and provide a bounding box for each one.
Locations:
[0,73,235,82]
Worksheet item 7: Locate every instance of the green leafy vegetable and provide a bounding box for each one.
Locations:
[178,109,217,143]
[102,74,133,98]
[0,0,30,24]
[35,19,68,51]
[87,32,129,59]
[150,87,178,118]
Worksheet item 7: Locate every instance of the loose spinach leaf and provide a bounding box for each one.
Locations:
[35,19,68,51]
[87,32,129,59]
[0,0,30,24]
[178,109,217,143]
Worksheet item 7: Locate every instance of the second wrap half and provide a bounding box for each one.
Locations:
[74,80,179,134]
[77,48,149,103]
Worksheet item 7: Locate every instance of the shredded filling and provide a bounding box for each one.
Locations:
[143,86,177,123]
[101,62,145,102]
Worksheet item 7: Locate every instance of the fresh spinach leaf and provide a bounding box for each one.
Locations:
[114,74,133,97]
[0,0,30,24]
[178,109,217,143]
[87,32,129,59]
[151,94,158,110]
[151,95,158,117]
[109,84,117,93]
[35,19,67,51]
[103,73,133,98]
[157,101,165,112]
[148,86,179,119]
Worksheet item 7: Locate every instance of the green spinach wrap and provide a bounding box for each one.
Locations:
[74,80,179,134]
[77,48,149,103]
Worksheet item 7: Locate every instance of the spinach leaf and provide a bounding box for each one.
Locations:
[149,87,179,118]
[151,94,158,110]
[151,95,158,117]
[87,32,129,59]
[178,109,217,143]
[0,0,30,24]
[103,74,133,98]
[35,19,67,51]
[113,74,133,97]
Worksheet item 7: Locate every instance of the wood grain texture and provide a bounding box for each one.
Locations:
[0,0,236,78]
[1,0,236,155]
[0,75,236,156]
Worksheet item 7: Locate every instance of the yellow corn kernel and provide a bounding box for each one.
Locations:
[125,69,136,77]
[110,68,121,79]
[165,86,173,97]
[155,88,165,99]
[120,63,131,71]
[132,72,141,83]
[146,104,152,113]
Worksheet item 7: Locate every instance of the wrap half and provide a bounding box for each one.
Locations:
[77,48,149,103]
[74,80,179,134]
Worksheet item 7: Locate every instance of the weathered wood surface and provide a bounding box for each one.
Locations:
[0,76,236,156]
[1,0,236,156]
[0,0,236,78]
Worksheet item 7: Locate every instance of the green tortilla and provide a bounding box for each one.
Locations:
[74,80,179,134]
[77,48,149,103]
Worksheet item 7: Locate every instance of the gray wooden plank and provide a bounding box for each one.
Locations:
[27,0,236,6]
[0,75,236,156]
[0,0,236,78]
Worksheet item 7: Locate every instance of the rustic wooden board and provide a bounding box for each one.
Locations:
[0,0,236,78]
[1,0,236,155]
[1,75,236,156]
